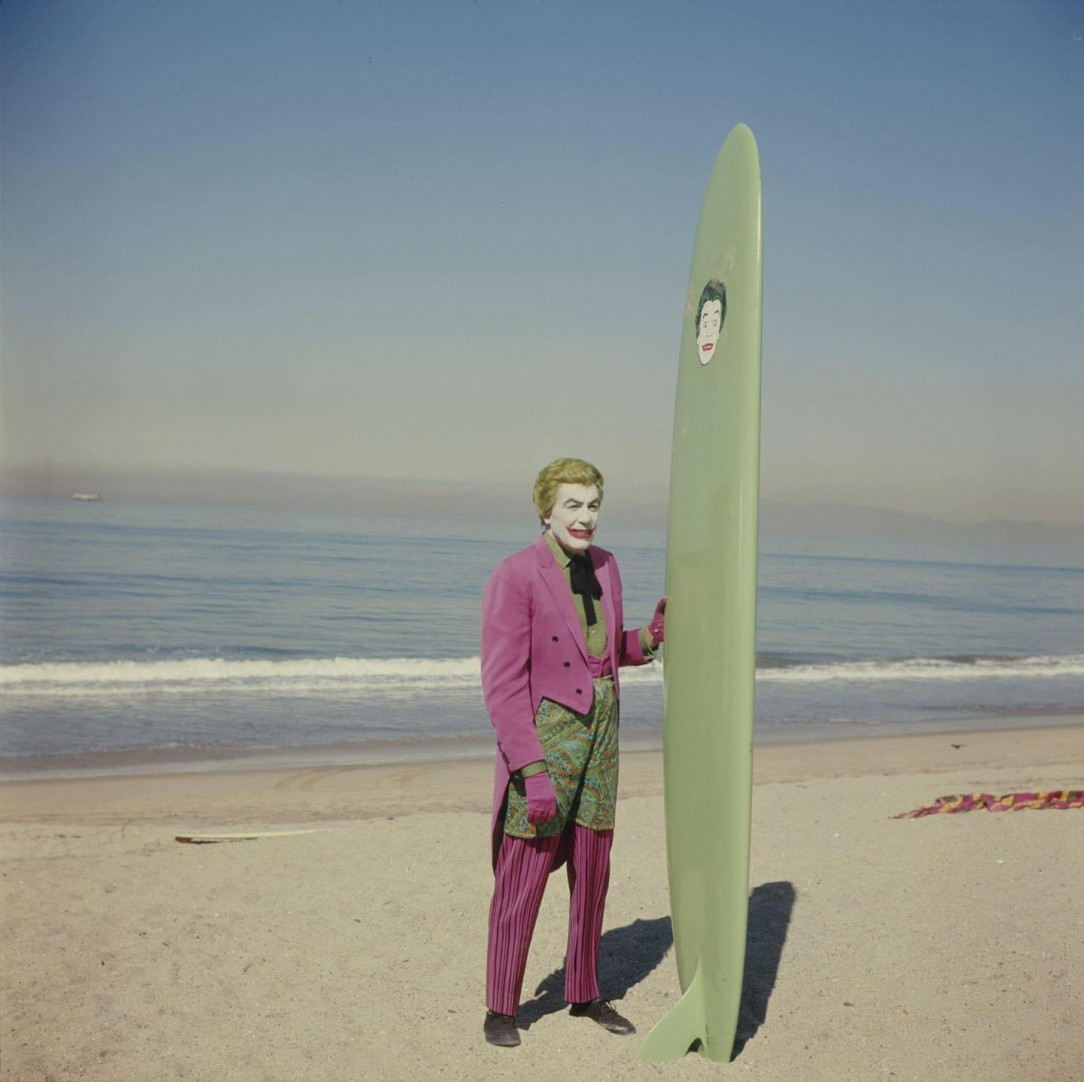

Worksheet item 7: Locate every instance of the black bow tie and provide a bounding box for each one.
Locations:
[569,553,602,626]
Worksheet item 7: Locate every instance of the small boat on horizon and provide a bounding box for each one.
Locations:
[71,493,102,501]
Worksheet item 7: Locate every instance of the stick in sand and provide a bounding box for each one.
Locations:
[174,829,331,844]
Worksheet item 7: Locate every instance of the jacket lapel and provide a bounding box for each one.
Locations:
[534,535,588,662]
[591,548,617,668]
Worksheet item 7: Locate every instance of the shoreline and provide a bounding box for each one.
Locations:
[2,722,1080,828]
[1,709,1081,785]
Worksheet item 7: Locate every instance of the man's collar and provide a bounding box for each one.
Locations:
[543,530,572,569]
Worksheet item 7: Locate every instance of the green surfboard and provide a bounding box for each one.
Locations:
[638,124,763,1062]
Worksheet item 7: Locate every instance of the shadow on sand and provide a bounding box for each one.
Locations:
[732,880,797,1058]
[518,915,674,1026]
[517,879,796,1059]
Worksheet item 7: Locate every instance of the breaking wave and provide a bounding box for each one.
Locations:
[2,653,1081,698]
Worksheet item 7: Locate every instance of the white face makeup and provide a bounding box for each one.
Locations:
[696,298,723,365]
[544,483,601,554]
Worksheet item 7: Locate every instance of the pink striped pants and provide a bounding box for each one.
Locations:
[486,824,613,1016]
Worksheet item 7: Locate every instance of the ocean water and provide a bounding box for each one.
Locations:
[1,497,1082,778]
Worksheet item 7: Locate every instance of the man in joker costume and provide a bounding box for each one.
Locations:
[481,457,665,1047]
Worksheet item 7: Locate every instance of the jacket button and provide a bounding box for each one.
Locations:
[563,661,570,668]
[576,688,583,695]
[552,636,559,643]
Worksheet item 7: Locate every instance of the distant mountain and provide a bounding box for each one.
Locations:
[3,466,1081,547]
[608,498,1084,545]
[0,466,526,520]
[758,500,1084,547]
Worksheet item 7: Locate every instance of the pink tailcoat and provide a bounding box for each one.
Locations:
[481,534,652,869]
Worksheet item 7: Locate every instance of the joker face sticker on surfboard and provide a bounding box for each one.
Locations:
[694,278,727,365]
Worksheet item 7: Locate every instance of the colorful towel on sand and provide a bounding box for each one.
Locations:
[895,791,1084,818]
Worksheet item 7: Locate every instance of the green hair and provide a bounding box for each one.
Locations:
[532,458,604,520]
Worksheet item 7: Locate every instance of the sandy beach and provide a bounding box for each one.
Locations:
[2,722,1081,1081]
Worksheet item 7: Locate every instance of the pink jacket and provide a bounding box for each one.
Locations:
[481,534,652,867]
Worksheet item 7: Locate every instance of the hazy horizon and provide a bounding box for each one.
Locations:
[2,1,1081,527]
[4,463,1083,549]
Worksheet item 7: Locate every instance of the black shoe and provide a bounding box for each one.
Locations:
[569,998,636,1035]
[484,1010,521,1047]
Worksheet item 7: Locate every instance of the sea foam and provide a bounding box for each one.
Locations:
[2,654,1080,698]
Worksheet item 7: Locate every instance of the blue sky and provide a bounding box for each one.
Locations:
[2,0,1081,523]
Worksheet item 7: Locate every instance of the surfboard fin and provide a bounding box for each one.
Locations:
[636,966,706,1061]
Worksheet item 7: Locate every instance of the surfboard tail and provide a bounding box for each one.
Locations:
[636,967,707,1061]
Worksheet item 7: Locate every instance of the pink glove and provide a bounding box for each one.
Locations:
[525,772,557,825]
[648,597,667,643]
